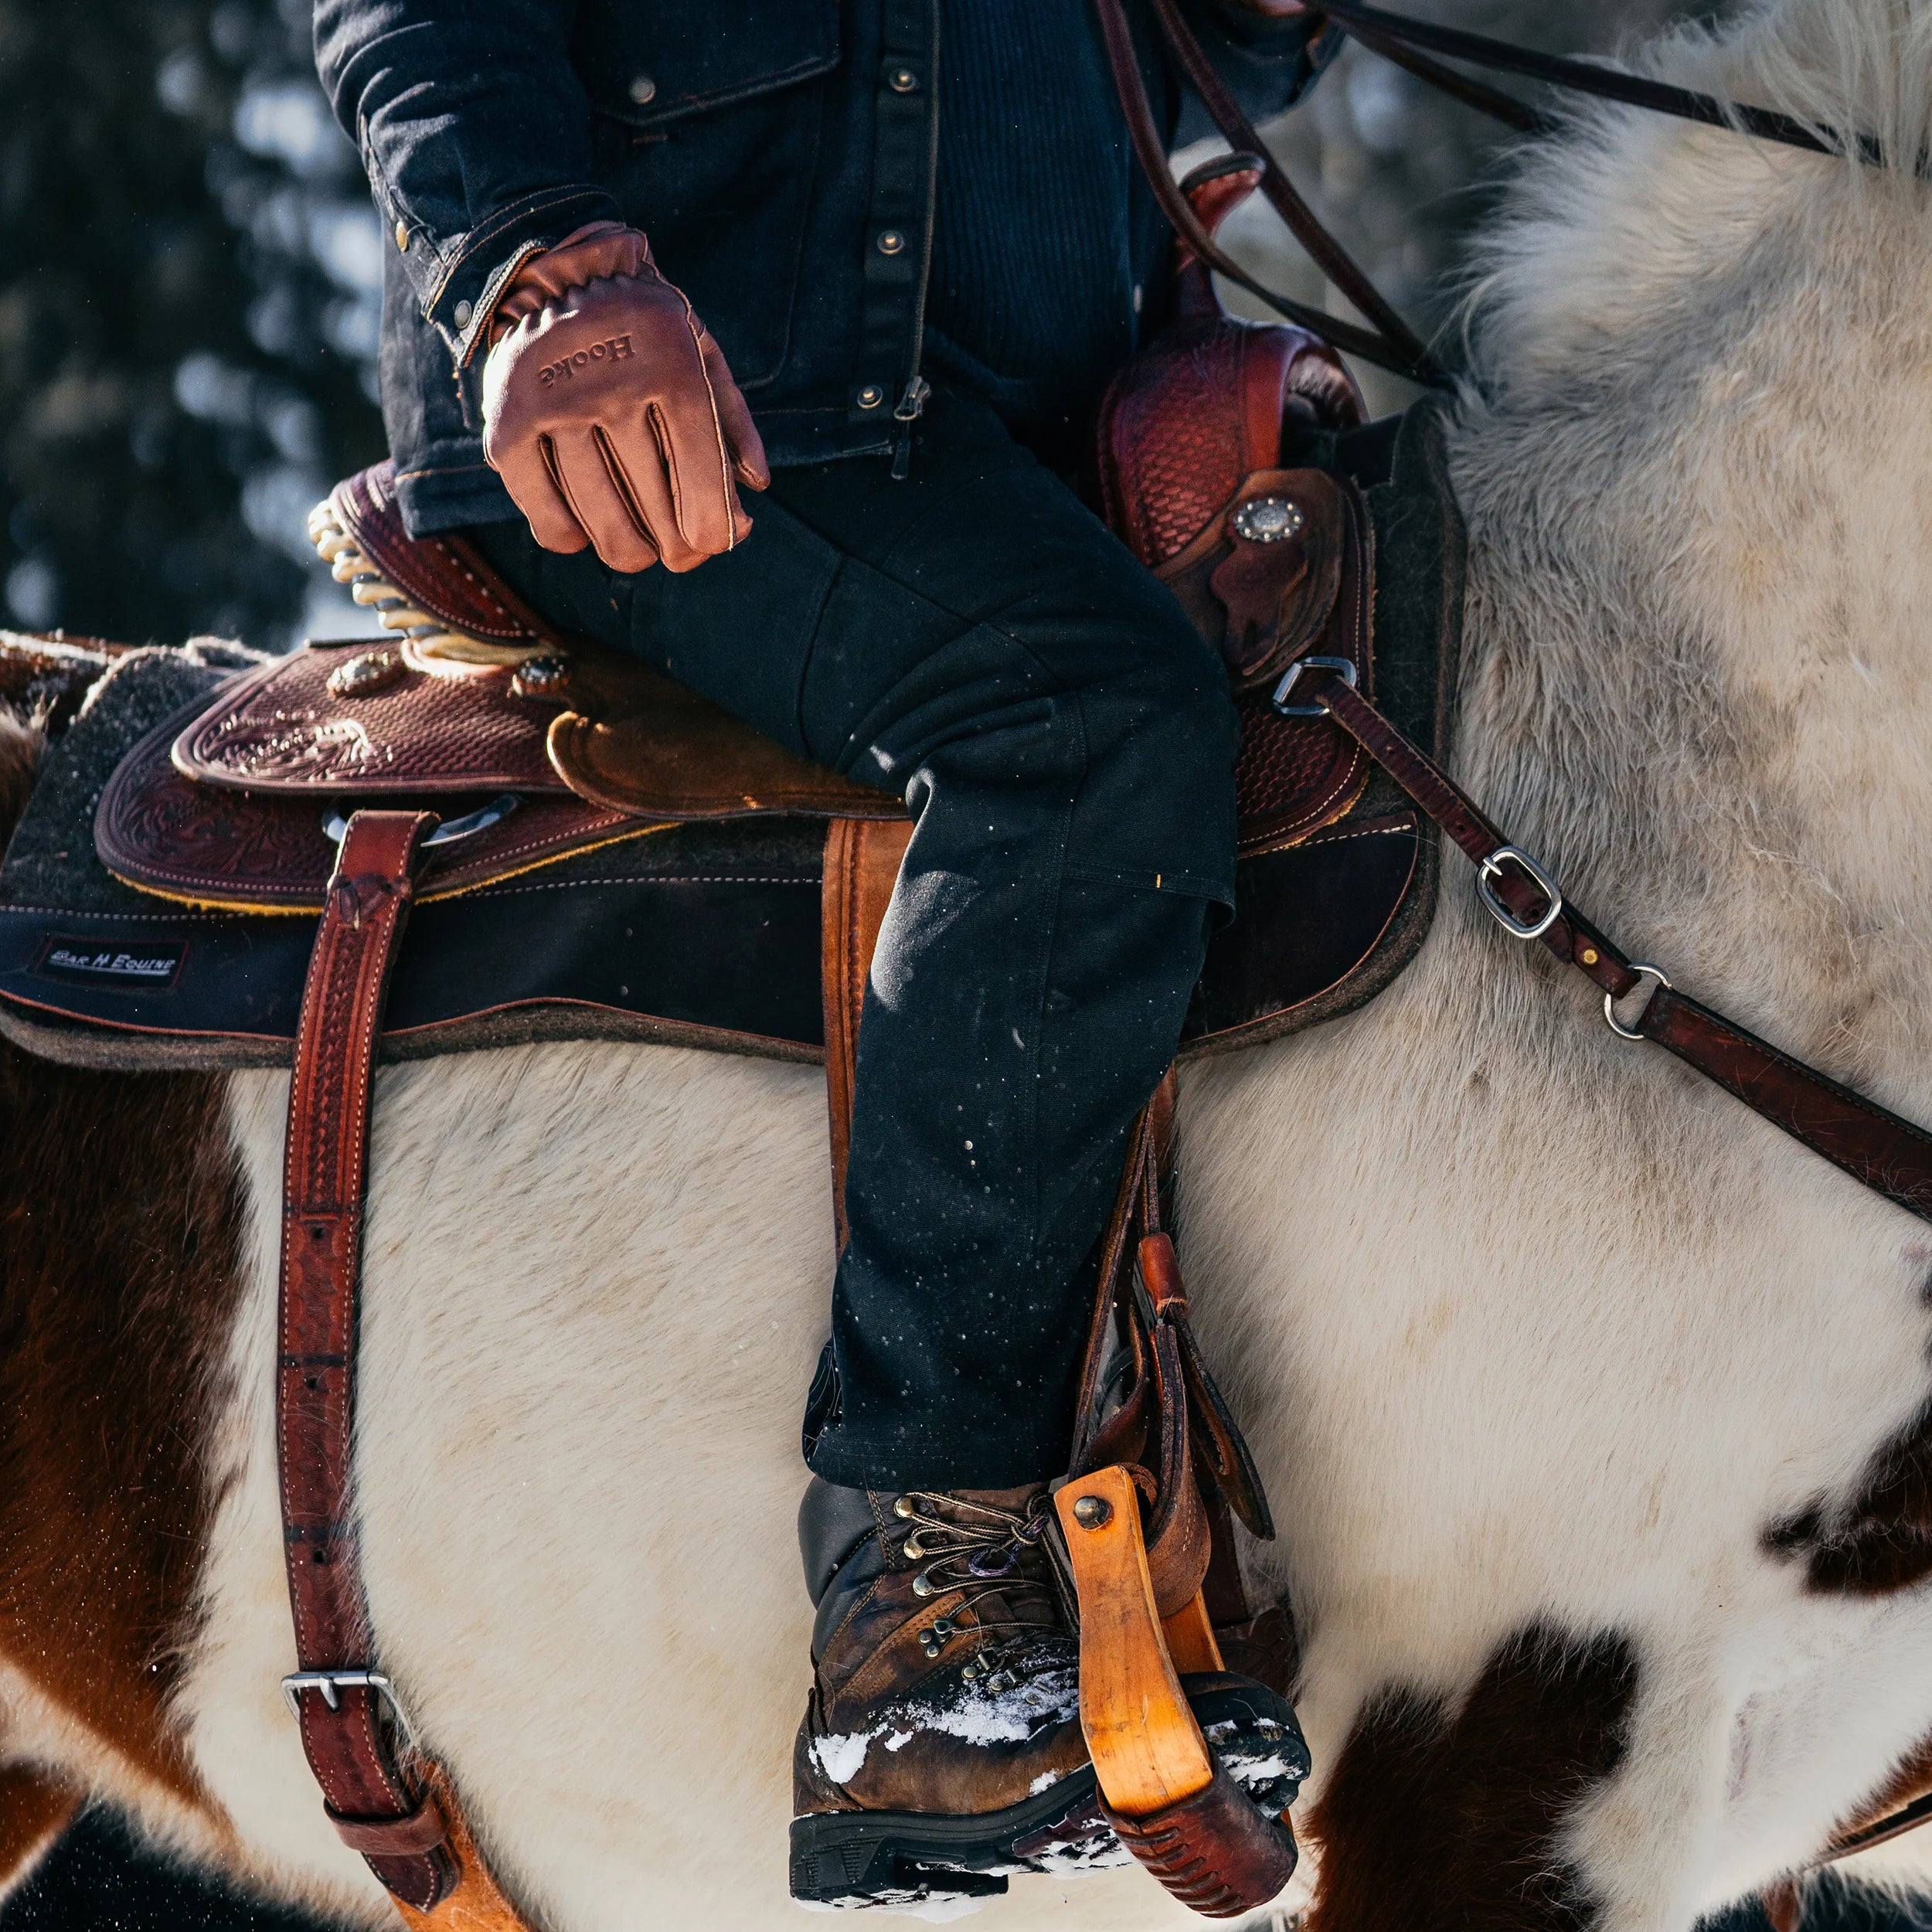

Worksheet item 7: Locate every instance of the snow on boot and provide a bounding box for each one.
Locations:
[787,1478,1122,1911]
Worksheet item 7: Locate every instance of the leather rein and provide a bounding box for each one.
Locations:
[1095,0,1888,388]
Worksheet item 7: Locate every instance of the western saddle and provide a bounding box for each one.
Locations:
[0,164,1461,1927]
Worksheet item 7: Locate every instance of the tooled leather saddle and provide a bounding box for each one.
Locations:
[0,158,1464,1927]
[0,162,1462,1074]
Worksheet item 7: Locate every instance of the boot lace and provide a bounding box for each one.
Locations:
[893,1491,1070,1690]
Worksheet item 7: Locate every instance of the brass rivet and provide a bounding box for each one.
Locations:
[628,73,657,104]
[888,67,918,92]
[1581,947,1599,966]
[856,383,885,410]
[876,230,906,256]
[1071,1495,1112,1530]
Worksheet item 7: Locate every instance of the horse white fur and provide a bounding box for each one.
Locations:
[144,0,1932,1923]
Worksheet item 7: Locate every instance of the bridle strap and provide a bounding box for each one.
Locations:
[1312,0,1884,165]
[1291,665,1932,1224]
[1142,0,1444,383]
[1092,0,1447,382]
[1096,0,1889,400]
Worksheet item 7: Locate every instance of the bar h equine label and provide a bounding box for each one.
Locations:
[32,936,186,992]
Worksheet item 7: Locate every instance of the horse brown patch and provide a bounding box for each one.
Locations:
[1304,1624,1639,1932]
[0,714,245,1811]
[1763,1395,1932,1595]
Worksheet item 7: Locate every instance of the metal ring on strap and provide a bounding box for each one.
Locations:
[1604,963,1672,1041]
[1270,655,1359,719]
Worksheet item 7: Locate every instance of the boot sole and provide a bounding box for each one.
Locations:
[789,1674,1306,1911]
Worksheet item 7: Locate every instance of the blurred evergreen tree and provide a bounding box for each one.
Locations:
[0,0,384,648]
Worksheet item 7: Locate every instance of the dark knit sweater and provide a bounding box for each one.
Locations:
[927,0,1182,460]
[923,0,1172,457]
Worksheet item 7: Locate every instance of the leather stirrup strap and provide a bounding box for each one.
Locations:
[277,808,455,1908]
[1298,667,1932,1223]
[821,817,913,1250]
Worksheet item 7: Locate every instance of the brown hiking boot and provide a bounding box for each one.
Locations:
[787,1478,1124,1909]
[787,1478,1314,1912]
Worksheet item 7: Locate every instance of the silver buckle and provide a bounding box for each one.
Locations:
[281,1669,417,1750]
[1604,962,1672,1040]
[1270,655,1358,719]
[1475,845,1564,940]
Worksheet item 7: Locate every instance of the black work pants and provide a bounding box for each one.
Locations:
[470,393,1236,1488]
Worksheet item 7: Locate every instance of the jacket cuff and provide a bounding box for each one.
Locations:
[413,184,628,369]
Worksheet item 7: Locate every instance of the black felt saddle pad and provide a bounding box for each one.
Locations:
[0,645,1424,1072]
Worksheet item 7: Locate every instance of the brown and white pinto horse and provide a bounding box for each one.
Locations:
[9,0,1932,1925]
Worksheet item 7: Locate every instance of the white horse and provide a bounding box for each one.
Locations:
[8,1,1932,1927]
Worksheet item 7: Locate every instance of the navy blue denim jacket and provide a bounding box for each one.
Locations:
[315,0,1328,534]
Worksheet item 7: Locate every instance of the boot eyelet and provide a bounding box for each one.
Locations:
[893,1495,917,1519]
[912,1570,937,1599]
[902,1536,925,1560]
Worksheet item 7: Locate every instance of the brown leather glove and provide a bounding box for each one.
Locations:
[481,222,769,574]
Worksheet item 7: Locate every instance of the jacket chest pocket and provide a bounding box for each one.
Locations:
[573,2,841,128]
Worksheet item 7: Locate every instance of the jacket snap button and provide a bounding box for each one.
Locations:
[876,230,906,256]
[628,73,657,104]
[856,384,885,409]
[888,67,918,92]
[453,299,473,328]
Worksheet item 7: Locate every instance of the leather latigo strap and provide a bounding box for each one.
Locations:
[821,817,913,1249]
[1302,668,1932,1222]
[277,809,454,1908]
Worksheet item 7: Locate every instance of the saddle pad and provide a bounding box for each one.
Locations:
[103,698,648,913]
[0,813,1420,1073]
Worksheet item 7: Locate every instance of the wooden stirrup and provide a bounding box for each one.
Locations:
[1056,1465,1298,1920]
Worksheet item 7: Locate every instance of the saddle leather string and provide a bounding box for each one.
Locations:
[1310,0,1885,167]
[1291,665,1932,1223]
[277,808,460,1910]
[1092,0,1447,383]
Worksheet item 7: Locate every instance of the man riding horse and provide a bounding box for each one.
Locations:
[315,0,1327,1900]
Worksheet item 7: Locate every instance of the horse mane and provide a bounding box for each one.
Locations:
[1456,0,1932,406]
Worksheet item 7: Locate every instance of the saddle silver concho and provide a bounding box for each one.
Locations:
[510,652,573,701]
[1230,495,1306,545]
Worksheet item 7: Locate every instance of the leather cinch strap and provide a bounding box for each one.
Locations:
[1292,665,1932,1221]
[277,809,455,1908]
[821,817,914,1250]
